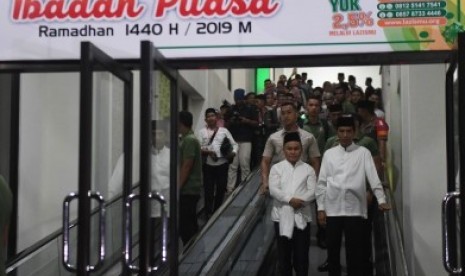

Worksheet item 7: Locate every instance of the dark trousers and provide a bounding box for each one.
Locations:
[204,163,229,216]
[179,194,200,245]
[251,133,266,169]
[274,222,310,276]
[315,203,326,243]
[363,199,377,276]
[327,216,366,276]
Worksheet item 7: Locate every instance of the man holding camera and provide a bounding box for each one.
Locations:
[224,89,259,194]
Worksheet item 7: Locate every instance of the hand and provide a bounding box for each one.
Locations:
[317,211,327,227]
[378,203,391,212]
[259,183,269,195]
[225,152,235,164]
[209,151,218,162]
[289,198,305,209]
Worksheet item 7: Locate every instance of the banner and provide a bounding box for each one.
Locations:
[1,0,464,60]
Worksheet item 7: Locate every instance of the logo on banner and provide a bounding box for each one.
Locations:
[329,0,376,36]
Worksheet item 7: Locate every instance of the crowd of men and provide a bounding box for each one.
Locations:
[152,71,392,275]
[189,71,390,275]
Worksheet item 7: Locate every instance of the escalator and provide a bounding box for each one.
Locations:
[179,168,410,276]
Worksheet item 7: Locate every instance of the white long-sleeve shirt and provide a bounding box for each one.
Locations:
[108,146,170,217]
[269,159,316,238]
[316,143,386,219]
[197,126,238,166]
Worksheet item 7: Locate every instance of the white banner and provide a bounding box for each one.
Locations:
[1,0,462,60]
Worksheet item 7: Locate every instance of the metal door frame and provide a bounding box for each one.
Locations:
[443,32,465,276]
[139,40,180,276]
[77,42,133,275]
[458,32,465,276]
[138,40,197,276]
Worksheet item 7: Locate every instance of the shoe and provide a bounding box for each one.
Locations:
[317,239,327,249]
[317,260,329,272]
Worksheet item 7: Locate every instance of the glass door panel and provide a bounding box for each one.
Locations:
[16,72,79,276]
[89,71,125,275]
[62,42,133,275]
[129,41,177,276]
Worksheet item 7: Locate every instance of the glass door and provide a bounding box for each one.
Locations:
[123,41,179,276]
[62,42,133,275]
[443,32,464,275]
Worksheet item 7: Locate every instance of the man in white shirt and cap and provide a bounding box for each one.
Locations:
[260,102,321,194]
[269,131,316,276]
[316,115,390,276]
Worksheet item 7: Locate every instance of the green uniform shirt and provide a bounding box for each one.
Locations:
[303,117,330,155]
[180,130,202,195]
[0,175,12,276]
[342,100,356,114]
[324,134,379,156]
[327,122,337,138]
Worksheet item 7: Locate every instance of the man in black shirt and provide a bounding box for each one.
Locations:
[224,89,259,193]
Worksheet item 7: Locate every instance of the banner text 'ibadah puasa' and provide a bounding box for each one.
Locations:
[11,0,281,21]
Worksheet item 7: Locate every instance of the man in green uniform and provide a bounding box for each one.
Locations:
[342,88,363,114]
[0,175,12,276]
[327,104,343,138]
[303,96,331,155]
[302,96,331,249]
[178,111,203,246]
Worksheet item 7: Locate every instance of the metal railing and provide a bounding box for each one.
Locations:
[373,186,410,276]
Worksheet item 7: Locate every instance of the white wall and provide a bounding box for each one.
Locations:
[231,68,255,93]
[382,65,404,222]
[180,69,233,133]
[280,66,382,88]
[383,64,448,276]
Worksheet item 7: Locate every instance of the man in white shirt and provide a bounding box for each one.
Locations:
[109,120,171,260]
[260,102,321,194]
[269,132,316,276]
[316,115,390,276]
[198,108,238,218]
[148,122,171,259]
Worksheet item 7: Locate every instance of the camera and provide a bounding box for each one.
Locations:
[231,110,241,121]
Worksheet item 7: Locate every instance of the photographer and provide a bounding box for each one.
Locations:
[224,89,259,193]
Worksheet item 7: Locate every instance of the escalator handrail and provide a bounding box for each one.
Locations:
[179,169,263,274]
[200,193,266,275]
[180,169,259,258]
[384,187,410,276]
[6,183,140,271]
